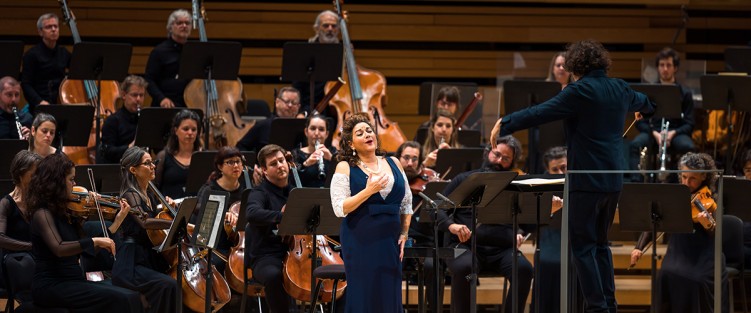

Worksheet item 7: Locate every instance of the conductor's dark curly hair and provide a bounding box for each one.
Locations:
[337,113,384,167]
[26,153,75,219]
[564,40,611,77]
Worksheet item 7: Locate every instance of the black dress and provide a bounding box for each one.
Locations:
[292,145,338,188]
[156,152,190,199]
[30,208,143,312]
[112,189,177,313]
[0,194,32,289]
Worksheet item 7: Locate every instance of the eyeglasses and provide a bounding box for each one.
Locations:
[277,98,300,106]
[224,160,243,166]
[138,160,159,168]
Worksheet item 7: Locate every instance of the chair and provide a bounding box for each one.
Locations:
[239,229,265,313]
[244,99,271,120]
[722,215,748,313]
[308,264,346,313]
[3,252,68,313]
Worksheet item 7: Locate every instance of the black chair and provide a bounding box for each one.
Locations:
[309,264,346,313]
[3,252,68,313]
[244,99,271,120]
[239,228,265,313]
[723,215,748,313]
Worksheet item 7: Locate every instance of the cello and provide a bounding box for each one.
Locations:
[183,0,248,149]
[326,0,406,152]
[57,0,120,164]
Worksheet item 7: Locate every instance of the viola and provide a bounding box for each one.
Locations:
[691,185,717,231]
[68,186,121,221]
[409,167,441,194]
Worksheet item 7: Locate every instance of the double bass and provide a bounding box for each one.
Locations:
[184,0,248,149]
[326,0,406,152]
[57,0,120,164]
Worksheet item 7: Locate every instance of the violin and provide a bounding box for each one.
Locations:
[68,186,121,221]
[409,167,441,194]
[691,185,717,231]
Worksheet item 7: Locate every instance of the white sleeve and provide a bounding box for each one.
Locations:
[399,171,413,215]
[330,173,351,217]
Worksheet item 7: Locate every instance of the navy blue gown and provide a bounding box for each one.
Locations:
[341,158,405,313]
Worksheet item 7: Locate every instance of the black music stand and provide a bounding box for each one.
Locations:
[700,75,751,173]
[725,47,751,73]
[184,151,257,194]
[619,183,693,313]
[134,107,204,152]
[503,80,563,174]
[68,42,132,151]
[277,188,341,307]
[36,105,94,149]
[156,197,199,313]
[269,118,307,151]
[458,130,481,147]
[281,42,343,113]
[629,84,683,119]
[178,41,242,150]
[0,140,28,180]
[434,148,485,180]
[722,176,751,222]
[443,171,518,313]
[0,41,24,78]
[74,164,121,195]
[414,180,449,313]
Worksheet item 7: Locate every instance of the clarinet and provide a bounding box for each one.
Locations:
[315,139,326,180]
[657,119,670,182]
[12,106,24,140]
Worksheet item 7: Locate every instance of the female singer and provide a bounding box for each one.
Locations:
[113,146,178,313]
[292,115,338,187]
[28,112,58,157]
[27,153,143,312]
[155,109,201,199]
[331,113,413,312]
[546,52,572,90]
[195,146,246,272]
[630,152,727,312]
[421,109,459,168]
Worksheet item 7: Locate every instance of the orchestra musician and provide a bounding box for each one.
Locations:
[0,150,41,289]
[113,146,178,313]
[154,109,201,199]
[293,10,340,114]
[21,13,70,114]
[28,112,58,157]
[194,146,246,272]
[630,152,727,312]
[415,86,462,136]
[629,47,695,181]
[436,135,533,313]
[421,109,460,169]
[144,9,192,108]
[546,52,573,90]
[491,40,655,312]
[0,76,31,140]
[27,153,144,312]
[292,114,338,187]
[236,86,302,156]
[245,144,299,313]
[98,75,147,164]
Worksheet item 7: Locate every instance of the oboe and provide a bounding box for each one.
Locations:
[315,139,326,180]
[12,106,24,140]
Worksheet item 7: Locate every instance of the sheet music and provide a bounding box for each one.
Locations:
[510,178,565,186]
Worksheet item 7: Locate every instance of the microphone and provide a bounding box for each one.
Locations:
[417,192,438,208]
[436,192,455,206]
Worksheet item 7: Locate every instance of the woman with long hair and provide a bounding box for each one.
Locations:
[421,109,460,168]
[28,112,57,157]
[27,153,143,312]
[292,115,338,187]
[154,109,201,199]
[112,146,178,313]
[546,52,573,90]
[330,113,413,312]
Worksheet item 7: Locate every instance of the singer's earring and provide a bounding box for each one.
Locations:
[352,150,356,156]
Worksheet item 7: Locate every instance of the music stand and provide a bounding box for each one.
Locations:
[724,47,751,73]
[156,196,199,313]
[721,176,751,222]
[178,41,242,150]
[0,41,24,78]
[269,118,307,151]
[191,190,230,313]
[185,151,257,194]
[134,107,204,152]
[434,148,485,180]
[415,181,450,313]
[503,80,564,174]
[68,42,132,151]
[277,188,341,306]
[700,75,751,173]
[618,183,693,313]
[0,140,28,180]
[443,171,518,313]
[629,84,683,119]
[74,164,121,195]
[458,130,481,147]
[35,105,93,148]
[281,42,343,112]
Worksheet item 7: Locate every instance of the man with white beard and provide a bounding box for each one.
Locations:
[293,10,341,115]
